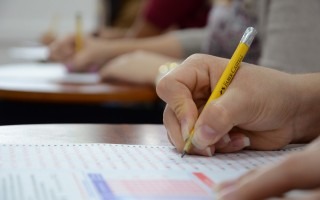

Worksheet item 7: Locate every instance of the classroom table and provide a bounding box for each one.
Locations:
[0,63,157,104]
[0,54,162,125]
[0,124,170,145]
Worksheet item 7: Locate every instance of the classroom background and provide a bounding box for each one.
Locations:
[0,0,164,125]
[0,0,98,42]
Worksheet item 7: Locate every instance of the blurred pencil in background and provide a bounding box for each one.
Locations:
[40,14,59,45]
[75,12,84,52]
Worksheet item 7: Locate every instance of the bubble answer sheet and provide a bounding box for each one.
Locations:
[0,144,302,200]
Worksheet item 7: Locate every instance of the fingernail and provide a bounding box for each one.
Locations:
[231,136,250,148]
[222,134,231,144]
[215,134,231,149]
[192,146,214,157]
[206,147,213,157]
[217,185,238,200]
[180,119,190,141]
[192,125,217,150]
[243,137,250,147]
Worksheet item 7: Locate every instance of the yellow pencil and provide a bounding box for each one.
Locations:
[181,27,257,158]
[49,14,59,35]
[75,12,83,53]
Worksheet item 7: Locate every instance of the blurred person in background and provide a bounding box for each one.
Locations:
[49,0,259,86]
[98,0,210,39]
[100,0,259,85]
[43,0,210,44]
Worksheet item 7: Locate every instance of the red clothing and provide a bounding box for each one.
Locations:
[143,0,210,29]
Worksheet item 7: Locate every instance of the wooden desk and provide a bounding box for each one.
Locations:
[0,124,171,146]
[0,50,162,125]
[0,63,157,104]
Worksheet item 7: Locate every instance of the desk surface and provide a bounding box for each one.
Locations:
[0,124,171,145]
[0,63,157,104]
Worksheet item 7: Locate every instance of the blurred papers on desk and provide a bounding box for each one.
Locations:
[0,63,100,84]
[8,46,49,61]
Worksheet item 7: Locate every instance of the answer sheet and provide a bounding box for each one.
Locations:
[0,144,302,200]
[8,46,49,61]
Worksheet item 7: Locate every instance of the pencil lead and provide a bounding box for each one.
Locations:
[181,151,186,158]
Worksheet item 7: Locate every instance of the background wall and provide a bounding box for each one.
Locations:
[0,0,99,42]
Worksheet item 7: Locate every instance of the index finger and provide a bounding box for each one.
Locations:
[156,54,223,140]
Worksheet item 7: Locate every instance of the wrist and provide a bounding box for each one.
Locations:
[292,73,320,143]
[100,39,136,60]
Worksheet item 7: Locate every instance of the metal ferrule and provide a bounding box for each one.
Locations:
[240,27,257,47]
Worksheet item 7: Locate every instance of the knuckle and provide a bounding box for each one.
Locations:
[187,53,207,61]
[184,53,210,68]
[156,74,173,100]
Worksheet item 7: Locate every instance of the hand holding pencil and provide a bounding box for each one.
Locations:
[48,13,116,72]
[156,27,302,157]
[181,27,257,157]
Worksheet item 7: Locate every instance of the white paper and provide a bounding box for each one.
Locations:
[0,144,303,200]
[8,47,49,61]
[0,63,100,84]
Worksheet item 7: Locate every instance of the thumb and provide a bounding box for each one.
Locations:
[192,88,251,150]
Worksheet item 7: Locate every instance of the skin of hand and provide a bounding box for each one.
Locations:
[48,34,74,62]
[49,33,183,73]
[40,30,56,45]
[97,27,127,39]
[156,54,320,156]
[216,137,320,200]
[100,50,179,85]
[49,35,117,72]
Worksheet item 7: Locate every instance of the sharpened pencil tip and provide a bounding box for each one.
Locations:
[181,151,186,158]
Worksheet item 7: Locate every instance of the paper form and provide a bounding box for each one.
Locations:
[8,47,49,61]
[0,63,100,84]
[0,144,302,200]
